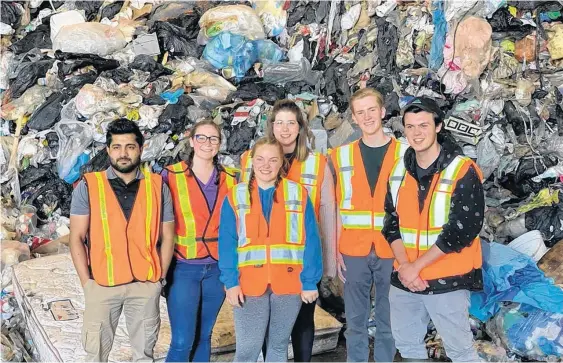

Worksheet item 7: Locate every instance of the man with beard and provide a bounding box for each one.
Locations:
[69,118,175,362]
[383,97,484,361]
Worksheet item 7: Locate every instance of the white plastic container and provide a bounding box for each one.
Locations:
[508,230,549,262]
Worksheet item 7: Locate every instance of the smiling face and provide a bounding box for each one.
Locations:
[351,95,386,137]
[252,143,283,186]
[107,133,142,174]
[272,110,300,150]
[189,124,220,162]
[403,111,442,153]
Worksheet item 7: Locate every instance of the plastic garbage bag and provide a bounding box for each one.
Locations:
[80,148,110,178]
[141,133,168,162]
[62,71,98,100]
[474,340,509,362]
[1,2,23,29]
[376,17,398,72]
[49,10,85,41]
[100,1,124,21]
[341,3,362,31]
[525,200,563,248]
[231,83,285,104]
[27,92,64,131]
[183,69,237,91]
[53,23,127,56]
[454,17,493,79]
[517,189,560,215]
[100,67,133,84]
[160,88,185,104]
[476,136,502,180]
[0,51,14,90]
[75,84,130,118]
[195,86,231,103]
[1,85,51,121]
[486,303,563,360]
[429,1,447,70]
[9,24,52,54]
[198,5,266,44]
[129,55,173,82]
[469,242,563,322]
[55,121,94,180]
[251,0,287,37]
[138,104,166,130]
[157,94,193,134]
[74,1,103,21]
[203,33,257,79]
[261,58,321,86]
[64,152,90,184]
[6,59,55,101]
[150,21,201,57]
[55,51,120,78]
[225,122,256,155]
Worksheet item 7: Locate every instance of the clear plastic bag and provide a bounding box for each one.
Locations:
[198,5,266,44]
[75,84,129,118]
[251,0,287,37]
[183,69,237,91]
[262,58,321,86]
[55,121,94,180]
[141,133,168,162]
[0,85,51,121]
[52,23,127,56]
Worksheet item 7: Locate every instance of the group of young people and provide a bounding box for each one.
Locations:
[70,87,485,363]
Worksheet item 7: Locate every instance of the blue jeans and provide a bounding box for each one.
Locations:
[165,262,225,362]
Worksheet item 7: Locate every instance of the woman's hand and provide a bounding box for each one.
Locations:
[301,290,319,304]
[226,286,245,307]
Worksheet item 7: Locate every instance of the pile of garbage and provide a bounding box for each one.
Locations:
[1,0,563,361]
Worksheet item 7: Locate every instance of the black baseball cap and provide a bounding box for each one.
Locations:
[401,97,445,121]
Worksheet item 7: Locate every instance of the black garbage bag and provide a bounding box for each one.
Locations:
[284,81,315,96]
[143,95,167,106]
[231,83,285,104]
[507,0,560,10]
[489,7,535,34]
[287,2,316,27]
[225,122,256,155]
[1,2,22,28]
[515,155,559,183]
[55,51,120,78]
[45,131,59,153]
[150,21,202,57]
[503,100,541,136]
[376,16,398,72]
[27,92,64,131]
[100,1,123,20]
[20,165,73,219]
[168,13,200,39]
[100,67,133,84]
[62,70,98,100]
[158,94,193,134]
[7,59,55,100]
[130,55,174,82]
[9,24,52,55]
[525,200,563,247]
[19,166,51,190]
[80,149,110,178]
[75,1,104,21]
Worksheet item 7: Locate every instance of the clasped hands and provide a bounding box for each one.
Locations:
[397,262,429,292]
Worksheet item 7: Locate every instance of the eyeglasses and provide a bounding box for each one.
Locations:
[273,120,298,128]
[194,134,220,145]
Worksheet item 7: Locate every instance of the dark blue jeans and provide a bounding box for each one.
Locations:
[165,262,225,362]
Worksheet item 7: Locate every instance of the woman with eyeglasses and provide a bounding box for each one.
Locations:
[161,119,238,362]
[239,100,337,362]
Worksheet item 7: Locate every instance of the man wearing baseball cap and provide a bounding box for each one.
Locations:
[382,97,484,361]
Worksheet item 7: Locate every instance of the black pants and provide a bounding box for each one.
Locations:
[263,301,316,362]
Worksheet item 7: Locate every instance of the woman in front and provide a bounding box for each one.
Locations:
[218,137,322,362]
[163,119,237,362]
[240,100,337,362]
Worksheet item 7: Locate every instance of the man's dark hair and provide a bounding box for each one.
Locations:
[402,106,443,126]
[106,118,144,147]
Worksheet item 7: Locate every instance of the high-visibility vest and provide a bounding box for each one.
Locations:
[166,161,238,260]
[388,155,483,280]
[227,179,309,296]
[240,150,326,216]
[331,138,409,258]
[84,169,162,287]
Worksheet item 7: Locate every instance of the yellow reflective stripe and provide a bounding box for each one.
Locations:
[430,190,451,228]
[172,163,197,258]
[241,155,253,182]
[394,140,409,159]
[237,245,267,267]
[399,227,418,249]
[270,244,305,265]
[232,183,251,247]
[142,166,154,280]
[94,173,115,286]
[418,230,441,250]
[336,145,354,210]
[340,210,372,229]
[436,156,466,193]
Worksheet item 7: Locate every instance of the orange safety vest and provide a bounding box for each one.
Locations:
[331,138,409,258]
[84,169,162,287]
[227,179,309,296]
[388,155,483,280]
[240,150,327,216]
[165,161,238,260]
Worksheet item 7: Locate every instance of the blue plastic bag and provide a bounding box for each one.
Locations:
[64,152,90,184]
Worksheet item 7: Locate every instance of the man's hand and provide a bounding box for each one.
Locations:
[397,262,422,287]
[226,286,245,307]
[406,277,429,292]
[336,252,347,283]
[301,290,319,304]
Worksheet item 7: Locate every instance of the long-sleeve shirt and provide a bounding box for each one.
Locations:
[218,185,323,291]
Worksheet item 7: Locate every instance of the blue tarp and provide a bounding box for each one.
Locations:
[470,242,563,322]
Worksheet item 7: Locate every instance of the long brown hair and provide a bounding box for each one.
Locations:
[247,137,287,204]
[183,119,224,185]
[266,99,312,164]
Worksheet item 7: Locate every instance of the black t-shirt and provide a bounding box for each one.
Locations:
[359,139,390,196]
[416,161,435,181]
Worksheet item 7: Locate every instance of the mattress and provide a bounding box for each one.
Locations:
[12,254,342,362]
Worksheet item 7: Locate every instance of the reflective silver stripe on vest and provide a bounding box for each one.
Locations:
[430,156,467,228]
[389,158,407,207]
[270,245,305,265]
[336,144,354,210]
[340,210,372,229]
[232,183,252,248]
[284,179,304,244]
[238,245,267,267]
[300,153,320,185]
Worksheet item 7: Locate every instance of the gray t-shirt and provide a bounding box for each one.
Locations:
[70,167,174,223]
